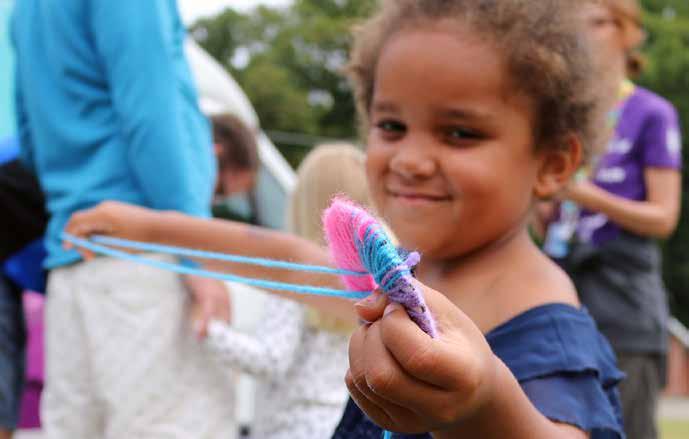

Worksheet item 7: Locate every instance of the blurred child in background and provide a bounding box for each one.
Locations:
[204,144,369,438]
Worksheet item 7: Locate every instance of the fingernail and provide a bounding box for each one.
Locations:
[383,303,399,317]
[356,291,382,308]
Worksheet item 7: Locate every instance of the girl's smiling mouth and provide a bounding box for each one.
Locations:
[387,188,452,203]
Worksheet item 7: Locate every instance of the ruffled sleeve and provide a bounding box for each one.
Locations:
[487,303,625,438]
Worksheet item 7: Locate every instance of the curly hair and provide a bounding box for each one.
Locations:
[347,0,606,160]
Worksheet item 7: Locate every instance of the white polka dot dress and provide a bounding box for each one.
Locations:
[206,295,350,439]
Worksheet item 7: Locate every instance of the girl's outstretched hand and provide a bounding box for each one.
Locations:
[63,201,158,260]
[347,282,499,436]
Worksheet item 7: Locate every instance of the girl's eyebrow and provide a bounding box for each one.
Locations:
[436,107,492,122]
[371,101,493,123]
[371,101,400,113]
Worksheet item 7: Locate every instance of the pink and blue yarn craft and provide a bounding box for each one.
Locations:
[323,197,437,338]
[324,197,437,439]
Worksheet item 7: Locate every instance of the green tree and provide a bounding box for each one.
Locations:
[191,0,375,166]
[642,0,689,17]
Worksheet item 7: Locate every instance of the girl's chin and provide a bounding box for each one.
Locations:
[395,231,437,253]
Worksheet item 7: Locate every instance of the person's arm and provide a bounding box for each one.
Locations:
[347,286,588,439]
[563,103,682,239]
[184,274,231,338]
[64,201,356,323]
[205,295,305,378]
[91,0,210,216]
[563,169,680,239]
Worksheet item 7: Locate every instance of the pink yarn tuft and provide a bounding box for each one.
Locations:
[322,197,377,292]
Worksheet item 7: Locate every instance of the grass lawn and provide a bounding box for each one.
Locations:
[661,419,689,439]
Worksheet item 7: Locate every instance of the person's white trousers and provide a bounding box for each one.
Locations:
[41,256,236,439]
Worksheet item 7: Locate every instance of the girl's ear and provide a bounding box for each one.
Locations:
[534,134,582,199]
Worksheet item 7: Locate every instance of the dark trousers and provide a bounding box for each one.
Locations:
[0,275,25,430]
[617,353,664,439]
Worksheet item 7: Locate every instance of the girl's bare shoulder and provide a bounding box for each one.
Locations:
[480,250,580,333]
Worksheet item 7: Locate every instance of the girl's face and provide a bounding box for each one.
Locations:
[366,28,543,261]
[581,3,626,66]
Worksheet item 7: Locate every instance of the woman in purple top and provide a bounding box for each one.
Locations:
[561,2,682,438]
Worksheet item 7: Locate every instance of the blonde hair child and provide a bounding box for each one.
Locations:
[203,144,372,439]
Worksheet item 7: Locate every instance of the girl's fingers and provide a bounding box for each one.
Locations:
[64,209,95,236]
[345,370,396,430]
[378,298,478,390]
[63,205,124,261]
[61,227,93,260]
[353,280,483,390]
[409,279,470,329]
[348,323,444,432]
[62,221,106,260]
[64,205,116,240]
[354,280,464,334]
[349,324,411,412]
[345,368,427,434]
[354,289,388,322]
[360,318,456,414]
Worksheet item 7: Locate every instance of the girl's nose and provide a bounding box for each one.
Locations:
[389,138,436,180]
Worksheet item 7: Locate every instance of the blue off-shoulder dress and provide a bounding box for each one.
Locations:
[332,303,625,438]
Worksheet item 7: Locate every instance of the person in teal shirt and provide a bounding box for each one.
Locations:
[12,1,234,437]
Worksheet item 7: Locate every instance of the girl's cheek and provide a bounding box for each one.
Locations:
[364,156,387,209]
[364,144,384,177]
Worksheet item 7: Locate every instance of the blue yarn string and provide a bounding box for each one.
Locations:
[383,430,393,439]
[358,224,410,291]
[62,233,371,299]
[89,235,368,276]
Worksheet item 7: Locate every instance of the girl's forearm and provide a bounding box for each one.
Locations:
[432,359,588,439]
[149,211,331,283]
[151,211,322,264]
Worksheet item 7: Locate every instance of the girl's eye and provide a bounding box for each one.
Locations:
[375,120,406,139]
[445,127,482,144]
[376,120,406,133]
[591,18,614,29]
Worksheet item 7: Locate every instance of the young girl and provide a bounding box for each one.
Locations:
[64,0,624,437]
[205,144,369,439]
